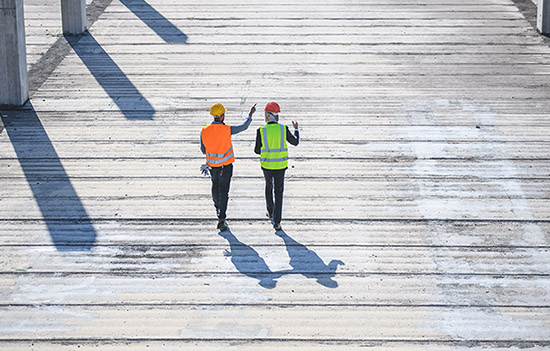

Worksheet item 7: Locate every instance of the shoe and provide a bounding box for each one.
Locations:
[273,223,282,231]
[217,219,228,231]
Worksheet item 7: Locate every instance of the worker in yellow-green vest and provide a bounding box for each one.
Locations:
[254,102,299,231]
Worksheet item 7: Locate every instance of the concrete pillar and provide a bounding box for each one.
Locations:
[538,0,550,35]
[0,0,28,106]
[61,0,86,35]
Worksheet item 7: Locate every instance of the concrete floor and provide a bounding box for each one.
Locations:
[1,0,550,349]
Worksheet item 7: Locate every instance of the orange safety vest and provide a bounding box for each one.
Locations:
[201,124,235,167]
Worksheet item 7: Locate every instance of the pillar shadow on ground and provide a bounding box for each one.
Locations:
[1,105,97,251]
[218,230,281,289]
[66,33,155,120]
[276,229,345,288]
[120,0,188,43]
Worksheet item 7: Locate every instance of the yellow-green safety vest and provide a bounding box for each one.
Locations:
[260,123,288,170]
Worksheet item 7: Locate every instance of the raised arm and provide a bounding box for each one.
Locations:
[230,116,252,135]
[286,124,299,146]
[230,104,256,135]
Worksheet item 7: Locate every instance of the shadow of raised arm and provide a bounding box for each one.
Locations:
[276,230,345,288]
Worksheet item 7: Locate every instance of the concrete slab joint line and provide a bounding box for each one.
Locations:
[0,0,28,106]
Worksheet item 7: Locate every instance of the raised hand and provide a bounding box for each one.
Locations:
[249,103,257,117]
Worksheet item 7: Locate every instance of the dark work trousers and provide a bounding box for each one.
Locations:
[262,168,286,225]
[210,163,233,220]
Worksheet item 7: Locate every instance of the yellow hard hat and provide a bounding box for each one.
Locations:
[210,103,226,116]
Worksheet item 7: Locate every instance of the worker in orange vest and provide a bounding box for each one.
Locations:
[201,103,256,231]
[254,102,299,231]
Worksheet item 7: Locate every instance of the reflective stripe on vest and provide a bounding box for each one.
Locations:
[260,123,288,170]
[206,146,234,165]
[201,124,235,167]
[206,146,233,158]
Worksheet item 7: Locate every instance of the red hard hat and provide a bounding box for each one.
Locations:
[264,102,280,113]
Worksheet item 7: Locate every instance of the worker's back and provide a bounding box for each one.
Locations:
[201,123,234,167]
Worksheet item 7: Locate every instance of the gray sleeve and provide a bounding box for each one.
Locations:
[230,116,252,135]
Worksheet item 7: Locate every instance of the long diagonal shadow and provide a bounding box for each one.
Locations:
[66,34,155,120]
[276,230,345,288]
[120,0,188,43]
[2,105,97,251]
[219,229,344,289]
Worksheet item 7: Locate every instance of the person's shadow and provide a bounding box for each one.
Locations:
[218,229,344,289]
[276,229,345,288]
[218,230,281,289]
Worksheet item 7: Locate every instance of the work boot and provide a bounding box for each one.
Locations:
[273,223,282,231]
[217,219,228,232]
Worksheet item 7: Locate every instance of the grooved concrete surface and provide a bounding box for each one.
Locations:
[22,0,94,68]
[1,0,550,349]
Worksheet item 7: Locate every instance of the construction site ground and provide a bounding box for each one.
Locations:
[1,0,549,349]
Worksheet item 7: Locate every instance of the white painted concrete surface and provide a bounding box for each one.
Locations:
[0,0,549,349]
